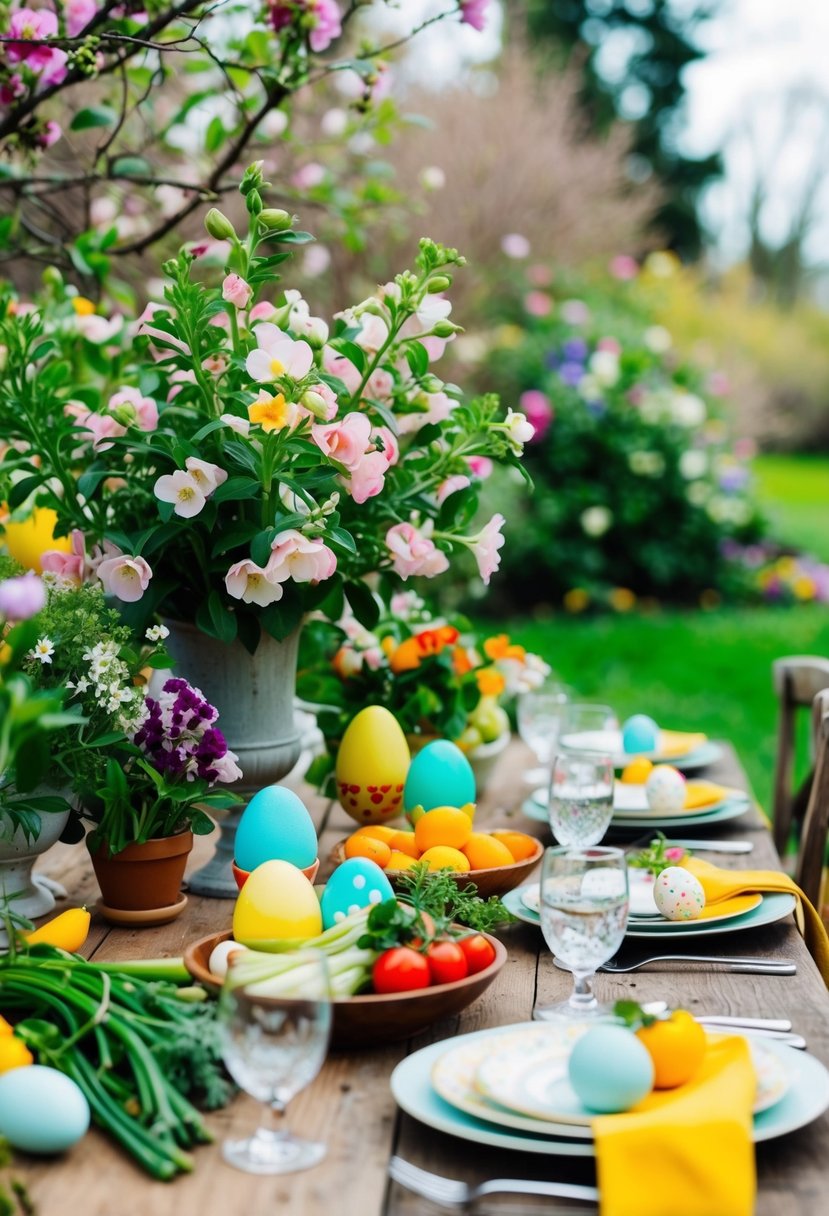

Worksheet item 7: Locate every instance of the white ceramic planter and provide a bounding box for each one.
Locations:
[467,731,510,794]
[0,806,71,919]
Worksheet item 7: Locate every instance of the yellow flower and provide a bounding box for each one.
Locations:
[775,556,796,577]
[476,667,506,697]
[483,634,526,663]
[793,576,815,601]
[563,588,590,613]
[608,587,636,613]
[71,297,96,316]
[494,324,524,349]
[0,642,12,666]
[248,392,290,433]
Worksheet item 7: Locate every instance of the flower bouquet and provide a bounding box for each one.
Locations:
[297,591,550,792]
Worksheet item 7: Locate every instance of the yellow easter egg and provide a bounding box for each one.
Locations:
[2,508,70,573]
[232,859,322,948]
[621,757,654,784]
[335,706,411,825]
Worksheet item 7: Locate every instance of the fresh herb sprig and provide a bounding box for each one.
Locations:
[628,833,688,878]
[395,864,514,934]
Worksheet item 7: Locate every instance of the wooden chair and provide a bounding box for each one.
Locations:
[772,656,829,856]
[795,689,829,910]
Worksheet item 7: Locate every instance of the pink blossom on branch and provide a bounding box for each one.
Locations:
[266,529,337,584]
[97,554,153,603]
[459,0,491,32]
[222,273,252,309]
[65,0,99,38]
[386,522,450,580]
[268,0,342,52]
[466,513,505,584]
[6,9,58,67]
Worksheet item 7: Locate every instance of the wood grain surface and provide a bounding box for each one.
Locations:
[13,739,829,1216]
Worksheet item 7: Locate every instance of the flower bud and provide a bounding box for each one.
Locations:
[301,389,330,419]
[427,275,452,293]
[240,161,265,195]
[110,402,137,426]
[432,320,460,338]
[204,208,236,241]
[421,375,443,394]
[245,190,263,217]
[259,208,294,232]
[42,266,63,290]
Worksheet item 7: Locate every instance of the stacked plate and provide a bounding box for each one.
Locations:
[523,778,752,831]
[556,729,723,773]
[391,1020,829,1156]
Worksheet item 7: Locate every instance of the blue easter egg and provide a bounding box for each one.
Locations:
[0,1066,90,1154]
[321,858,394,929]
[568,1026,654,1114]
[622,714,659,755]
[235,786,318,872]
[403,740,476,815]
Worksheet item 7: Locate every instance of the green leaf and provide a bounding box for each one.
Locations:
[260,596,303,642]
[205,116,225,154]
[344,580,380,629]
[331,339,366,374]
[195,591,237,644]
[405,341,429,379]
[7,475,47,510]
[111,156,152,178]
[70,106,117,131]
[211,476,261,505]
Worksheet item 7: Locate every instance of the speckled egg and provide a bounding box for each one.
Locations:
[232,859,323,947]
[403,739,476,820]
[335,707,411,825]
[622,714,659,755]
[234,786,318,872]
[568,1026,654,1114]
[645,764,686,814]
[320,858,394,929]
[0,1065,90,1154]
[653,866,706,921]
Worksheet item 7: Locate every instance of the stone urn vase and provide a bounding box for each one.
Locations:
[160,622,303,898]
[0,805,71,920]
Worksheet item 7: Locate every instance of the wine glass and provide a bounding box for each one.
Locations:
[558,702,619,756]
[534,846,629,1021]
[516,685,569,785]
[217,949,332,1174]
[548,752,615,847]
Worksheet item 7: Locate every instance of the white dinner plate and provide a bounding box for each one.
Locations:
[514,877,762,927]
[522,795,751,831]
[558,732,723,773]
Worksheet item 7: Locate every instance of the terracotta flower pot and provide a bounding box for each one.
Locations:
[88,831,194,926]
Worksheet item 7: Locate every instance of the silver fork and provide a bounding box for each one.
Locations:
[389,1157,598,1208]
[599,953,796,975]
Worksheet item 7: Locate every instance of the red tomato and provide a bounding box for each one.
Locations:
[425,940,469,985]
[457,934,497,976]
[372,947,431,994]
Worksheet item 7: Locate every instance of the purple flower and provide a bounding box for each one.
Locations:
[719,467,749,494]
[562,338,588,362]
[459,0,490,32]
[0,573,46,621]
[130,678,238,787]
[558,361,585,387]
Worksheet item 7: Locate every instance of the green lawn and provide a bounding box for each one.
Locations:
[753,454,829,561]
[505,604,829,815]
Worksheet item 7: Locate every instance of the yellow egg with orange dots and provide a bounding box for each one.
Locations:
[335,706,411,825]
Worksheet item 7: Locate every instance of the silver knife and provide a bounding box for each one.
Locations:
[665,839,754,854]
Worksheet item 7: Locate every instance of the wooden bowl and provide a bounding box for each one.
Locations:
[183,929,506,1049]
[331,833,543,900]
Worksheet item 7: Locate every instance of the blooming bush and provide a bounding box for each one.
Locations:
[0,164,530,649]
[464,261,765,608]
[297,590,549,790]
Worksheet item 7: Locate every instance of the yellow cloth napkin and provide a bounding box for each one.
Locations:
[686,857,829,985]
[594,1035,756,1216]
[683,780,731,810]
[658,730,708,758]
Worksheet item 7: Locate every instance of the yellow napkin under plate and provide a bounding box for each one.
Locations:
[658,730,708,759]
[686,857,829,985]
[683,780,733,810]
[594,1035,756,1216]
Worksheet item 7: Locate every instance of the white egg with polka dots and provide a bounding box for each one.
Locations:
[653,866,706,921]
[320,858,395,930]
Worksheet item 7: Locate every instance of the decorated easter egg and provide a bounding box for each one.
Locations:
[335,707,410,824]
[620,756,654,784]
[645,764,686,814]
[622,714,659,755]
[568,1026,654,1114]
[320,858,394,929]
[235,786,318,872]
[2,507,71,574]
[233,859,322,947]
[653,866,706,921]
[0,1065,90,1154]
[403,740,476,819]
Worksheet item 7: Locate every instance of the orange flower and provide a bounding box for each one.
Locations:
[452,645,474,676]
[483,633,526,663]
[389,625,460,673]
[248,392,292,433]
[476,667,506,696]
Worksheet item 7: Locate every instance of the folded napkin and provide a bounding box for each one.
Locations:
[594,1035,756,1216]
[683,780,731,810]
[686,856,829,985]
[658,730,708,758]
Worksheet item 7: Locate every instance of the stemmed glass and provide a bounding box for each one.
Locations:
[548,752,615,847]
[534,846,629,1022]
[516,685,570,785]
[217,949,332,1174]
[558,703,619,756]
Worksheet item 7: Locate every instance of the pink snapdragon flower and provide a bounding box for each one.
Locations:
[323,346,362,396]
[519,390,553,442]
[466,513,505,584]
[246,324,314,383]
[349,450,389,504]
[266,529,337,584]
[467,455,493,480]
[41,530,91,583]
[385,522,449,580]
[97,553,153,602]
[460,0,490,32]
[108,386,158,432]
[222,273,252,309]
[225,559,283,606]
[436,474,471,505]
[311,412,371,470]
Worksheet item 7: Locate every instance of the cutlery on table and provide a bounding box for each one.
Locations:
[552,953,796,975]
[642,1005,792,1031]
[389,1157,599,1208]
[663,839,755,855]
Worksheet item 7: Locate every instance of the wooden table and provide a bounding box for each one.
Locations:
[17,740,829,1215]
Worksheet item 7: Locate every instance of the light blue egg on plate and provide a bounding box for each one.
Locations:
[0,1065,90,1154]
[403,740,476,815]
[622,714,659,755]
[235,786,318,872]
[321,858,394,929]
[568,1026,654,1114]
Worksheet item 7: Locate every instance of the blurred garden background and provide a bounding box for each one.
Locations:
[2,0,829,811]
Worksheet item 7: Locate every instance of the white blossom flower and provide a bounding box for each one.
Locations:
[30,637,55,664]
[580,506,613,537]
[145,624,170,642]
[679,450,708,479]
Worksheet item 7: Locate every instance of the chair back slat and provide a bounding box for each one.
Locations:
[772,657,829,855]
[794,690,829,909]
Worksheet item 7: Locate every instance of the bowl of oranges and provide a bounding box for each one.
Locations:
[331,805,543,899]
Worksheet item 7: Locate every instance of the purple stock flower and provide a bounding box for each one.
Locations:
[562,338,588,362]
[130,677,236,786]
[0,573,46,620]
[558,361,586,387]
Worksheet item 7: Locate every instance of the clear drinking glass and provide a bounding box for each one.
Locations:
[548,752,615,847]
[218,949,332,1174]
[516,685,570,784]
[558,702,619,756]
[535,846,629,1021]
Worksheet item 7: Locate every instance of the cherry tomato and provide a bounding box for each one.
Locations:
[425,940,469,985]
[457,933,497,976]
[372,947,431,994]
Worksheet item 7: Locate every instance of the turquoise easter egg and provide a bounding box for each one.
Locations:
[0,1066,90,1154]
[320,858,394,929]
[235,786,318,872]
[568,1026,654,1114]
[403,740,476,817]
[622,714,659,754]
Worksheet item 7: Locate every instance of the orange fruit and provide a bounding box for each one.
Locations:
[414,808,473,853]
[490,830,539,862]
[388,830,420,858]
[635,1010,707,1089]
[351,824,397,844]
[462,833,515,870]
[418,846,471,873]
[386,849,419,871]
[621,757,654,784]
[343,836,392,868]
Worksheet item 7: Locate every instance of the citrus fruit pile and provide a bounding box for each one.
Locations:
[342,808,538,873]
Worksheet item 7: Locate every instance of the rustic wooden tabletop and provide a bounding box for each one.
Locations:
[18,739,829,1216]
